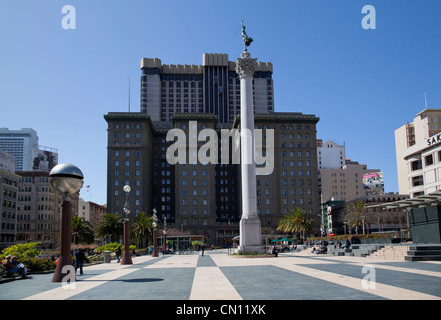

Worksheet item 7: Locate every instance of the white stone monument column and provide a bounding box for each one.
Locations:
[236,50,263,254]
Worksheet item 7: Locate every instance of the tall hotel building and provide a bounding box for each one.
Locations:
[140,54,274,123]
[105,53,320,245]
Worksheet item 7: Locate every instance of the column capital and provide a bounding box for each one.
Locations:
[235,51,257,79]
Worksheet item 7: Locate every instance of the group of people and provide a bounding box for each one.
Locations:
[1,255,27,279]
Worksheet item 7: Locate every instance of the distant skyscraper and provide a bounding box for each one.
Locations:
[0,128,58,172]
[140,53,274,123]
[0,128,39,171]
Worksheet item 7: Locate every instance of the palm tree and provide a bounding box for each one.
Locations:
[97,213,124,243]
[277,208,312,241]
[344,201,371,234]
[71,216,95,244]
[130,212,153,248]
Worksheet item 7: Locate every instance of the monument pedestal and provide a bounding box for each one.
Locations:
[238,216,264,254]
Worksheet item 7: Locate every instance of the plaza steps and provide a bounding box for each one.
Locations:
[327,245,384,257]
[365,245,409,261]
[404,245,441,262]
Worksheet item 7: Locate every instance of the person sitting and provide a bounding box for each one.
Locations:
[3,255,27,279]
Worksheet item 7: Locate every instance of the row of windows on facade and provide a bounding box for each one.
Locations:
[18,195,54,202]
[2,177,18,186]
[2,200,15,209]
[15,223,54,231]
[17,204,54,211]
[157,90,272,100]
[181,219,209,226]
[3,189,16,198]
[1,234,15,243]
[410,151,441,171]
[16,233,54,241]
[142,74,271,86]
[17,213,53,220]
[114,174,313,189]
[2,211,15,219]
[330,184,361,189]
[113,153,313,170]
[1,222,15,230]
[19,186,52,193]
[19,176,49,183]
[111,123,312,131]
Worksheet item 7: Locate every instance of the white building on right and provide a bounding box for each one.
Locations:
[395,108,441,197]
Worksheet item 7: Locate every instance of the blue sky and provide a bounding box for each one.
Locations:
[1,0,440,205]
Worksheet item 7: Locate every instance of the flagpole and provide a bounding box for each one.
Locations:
[86,185,91,202]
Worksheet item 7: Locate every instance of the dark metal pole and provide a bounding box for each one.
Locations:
[152,228,159,257]
[121,219,133,264]
[52,197,75,282]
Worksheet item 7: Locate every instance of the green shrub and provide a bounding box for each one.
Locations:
[0,242,41,260]
[21,258,56,272]
[94,243,137,254]
[94,242,123,253]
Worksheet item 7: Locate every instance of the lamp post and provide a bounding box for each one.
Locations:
[49,163,84,283]
[121,185,133,265]
[163,219,167,256]
[152,209,159,257]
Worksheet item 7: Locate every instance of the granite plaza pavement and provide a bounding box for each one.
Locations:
[1,249,441,301]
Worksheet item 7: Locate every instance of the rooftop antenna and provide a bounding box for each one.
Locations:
[128,77,131,112]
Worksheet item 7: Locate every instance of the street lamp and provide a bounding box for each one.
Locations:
[120,185,133,265]
[163,219,167,256]
[152,209,159,257]
[49,163,84,283]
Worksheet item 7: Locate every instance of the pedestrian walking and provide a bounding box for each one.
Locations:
[75,248,87,275]
[115,246,122,263]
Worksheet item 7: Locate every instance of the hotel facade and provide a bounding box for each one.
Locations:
[105,112,320,245]
[105,53,320,245]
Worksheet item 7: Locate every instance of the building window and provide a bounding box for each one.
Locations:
[411,175,424,187]
[425,154,434,166]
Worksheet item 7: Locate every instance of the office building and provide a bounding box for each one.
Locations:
[0,169,20,249]
[0,128,58,173]
[0,149,15,172]
[78,199,107,246]
[0,128,39,171]
[140,53,274,123]
[16,171,79,249]
[320,160,383,203]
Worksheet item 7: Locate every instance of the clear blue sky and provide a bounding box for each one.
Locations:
[1,0,440,205]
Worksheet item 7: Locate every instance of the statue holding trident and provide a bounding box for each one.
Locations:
[241,20,253,51]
